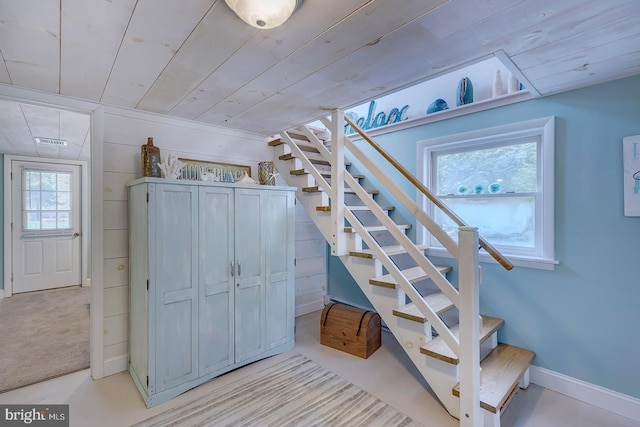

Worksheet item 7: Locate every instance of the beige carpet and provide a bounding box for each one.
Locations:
[133,354,421,427]
[0,286,90,393]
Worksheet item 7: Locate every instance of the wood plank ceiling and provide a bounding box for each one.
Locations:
[0,0,638,148]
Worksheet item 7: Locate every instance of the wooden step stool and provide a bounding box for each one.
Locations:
[320,303,381,359]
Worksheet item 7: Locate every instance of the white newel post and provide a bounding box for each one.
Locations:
[330,109,347,256]
[458,226,482,427]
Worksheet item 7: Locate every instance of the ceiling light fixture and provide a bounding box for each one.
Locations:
[225,0,304,29]
[34,137,68,146]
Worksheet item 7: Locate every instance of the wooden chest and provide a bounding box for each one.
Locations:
[320,303,381,359]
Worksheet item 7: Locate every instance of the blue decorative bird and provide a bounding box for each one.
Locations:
[427,98,449,114]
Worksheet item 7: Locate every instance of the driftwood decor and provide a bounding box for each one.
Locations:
[179,158,251,182]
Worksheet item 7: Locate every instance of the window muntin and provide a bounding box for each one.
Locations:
[22,169,73,231]
[419,117,555,267]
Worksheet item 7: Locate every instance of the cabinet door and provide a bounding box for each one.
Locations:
[198,186,235,375]
[153,184,199,392]
[234,188,265,362]
[265,190,295,349]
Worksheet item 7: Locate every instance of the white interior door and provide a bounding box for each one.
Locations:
[11,160,82,293]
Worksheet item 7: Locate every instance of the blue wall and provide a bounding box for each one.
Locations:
[328,75,640,399]
[0,154,4,290]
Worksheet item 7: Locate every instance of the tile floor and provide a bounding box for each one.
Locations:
[0,311,638,427]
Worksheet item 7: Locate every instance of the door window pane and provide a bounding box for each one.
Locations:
[22,169,74,231]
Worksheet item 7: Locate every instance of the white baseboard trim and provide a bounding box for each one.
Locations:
[103,354,128,377]
[530,366,640,421]
[324,295,374,312]
[295,300,325,317]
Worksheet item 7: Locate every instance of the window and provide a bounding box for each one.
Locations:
[22,169,73,231]
[418,117,556,269]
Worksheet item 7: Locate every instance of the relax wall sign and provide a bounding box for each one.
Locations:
[344,100,410,134]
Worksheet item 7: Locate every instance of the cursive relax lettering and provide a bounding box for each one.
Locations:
[345,101,409,134]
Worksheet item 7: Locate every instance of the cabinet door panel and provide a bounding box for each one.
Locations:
[235,190,262,287]
[159,299,195,387]
[234,189,265,361]
[199,187,234,375]
[200,293,232,373]
[266,191,295,349]
[266,278,289,348]
[235,285,263,361]
[154,184,198,392]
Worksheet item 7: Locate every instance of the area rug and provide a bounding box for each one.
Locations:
[0,286,90,393]
[133,354,422,427]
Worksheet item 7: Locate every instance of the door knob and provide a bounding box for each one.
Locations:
[73,232,80,237]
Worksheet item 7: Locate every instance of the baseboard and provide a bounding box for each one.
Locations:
[103,354,128,377]
[530,366,640,421]
[324,295,374,312]
[295,300,325,317]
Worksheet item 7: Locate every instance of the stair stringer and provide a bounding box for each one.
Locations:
[341,255,462,419]
[274,143,463,419]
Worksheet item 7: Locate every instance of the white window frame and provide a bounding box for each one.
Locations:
[417,117,557,270]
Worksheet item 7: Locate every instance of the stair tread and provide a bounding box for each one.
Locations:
[302,186,378,194]
[279,152,351,166]
[289,169,357,177]
[348,204,394,211]
[321,171,365,179]
[392,294,454,322]
[351,244,429,258]
[452,343,535,414]
[420,316,505,365]
[344,224,411,233]
[370,265,452,288]
[315,205,395,212]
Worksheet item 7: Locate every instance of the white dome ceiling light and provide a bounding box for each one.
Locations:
[225,0,304,29]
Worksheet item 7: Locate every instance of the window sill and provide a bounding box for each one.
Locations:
[426,247,558,271]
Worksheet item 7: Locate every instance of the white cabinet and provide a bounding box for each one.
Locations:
[128,178,295,408]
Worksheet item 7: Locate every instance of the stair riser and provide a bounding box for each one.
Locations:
[274,144,288,158]
[289,173,315,188]
[394,316,433,340]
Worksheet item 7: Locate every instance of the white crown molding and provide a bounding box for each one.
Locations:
[103,105,267,143]
[530,366,640,422]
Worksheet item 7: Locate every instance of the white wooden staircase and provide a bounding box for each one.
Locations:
[270,111,535,427]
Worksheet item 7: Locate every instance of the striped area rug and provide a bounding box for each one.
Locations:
[133,354,422,427]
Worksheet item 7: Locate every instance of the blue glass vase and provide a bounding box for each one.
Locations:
[456,77,473,106]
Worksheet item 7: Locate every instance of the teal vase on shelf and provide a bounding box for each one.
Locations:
[456,77,473,106]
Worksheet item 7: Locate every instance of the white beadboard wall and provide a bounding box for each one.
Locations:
[293,202,327,317]
[101,106,273,376]
[101,106,328,376]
